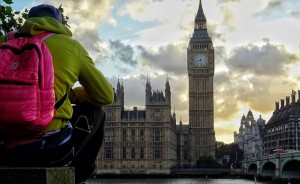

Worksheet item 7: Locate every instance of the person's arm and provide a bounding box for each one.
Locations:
[69,43,114,106]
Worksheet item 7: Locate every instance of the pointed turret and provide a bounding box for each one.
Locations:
[165,77,171,106]
[195,0,206,21]
[116,79,121,104]
[190,0,211,43]
[173,108,176,119]
[116,79,124,108]
[120,79,124,109]
[247,109,254,120]
[145,77,152,105]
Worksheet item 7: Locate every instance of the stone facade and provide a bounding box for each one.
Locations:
[187,0,215,162]
[176,120,191,167]
[95,0,216,172]
[264,90,300,155]
[96,79,177,175]
[234,110,265,158]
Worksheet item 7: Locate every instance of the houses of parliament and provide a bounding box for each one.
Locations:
[96,0,215,175]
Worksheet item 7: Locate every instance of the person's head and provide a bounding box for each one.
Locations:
[28,4,62,23]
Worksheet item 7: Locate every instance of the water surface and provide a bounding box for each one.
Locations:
[87,178,273,184]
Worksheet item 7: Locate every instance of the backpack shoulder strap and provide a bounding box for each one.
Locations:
[55,92,68,110]
[5,31,18,42]
[34,32,66,110]
[34,32,56,41]
[6,31,55,42]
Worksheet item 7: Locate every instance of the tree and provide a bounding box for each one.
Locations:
[196,156,221,168]
[215,141,244,168]
[0,0,69,37]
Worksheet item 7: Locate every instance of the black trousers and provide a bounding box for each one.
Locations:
[0,103,106,184]
[69,103,106,183]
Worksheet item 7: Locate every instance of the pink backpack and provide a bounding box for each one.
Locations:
[0,32,57,137]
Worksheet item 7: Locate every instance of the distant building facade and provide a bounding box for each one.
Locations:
[264,90,300,155]
[187,0,215,162]
[96,79,177,175]
[234,110,265,158]
[95,0,216,173]
[176,120,191,167]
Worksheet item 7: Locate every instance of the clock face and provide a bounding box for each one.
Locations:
[194,53,208,67]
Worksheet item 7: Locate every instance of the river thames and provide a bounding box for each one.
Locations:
[86,178,275,184]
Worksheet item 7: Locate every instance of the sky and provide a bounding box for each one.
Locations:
[11,0,300,143]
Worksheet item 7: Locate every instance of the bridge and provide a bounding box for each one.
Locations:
[243,151,300,180]
[171,168,230,176]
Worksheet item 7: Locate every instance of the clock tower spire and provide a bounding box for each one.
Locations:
[187,0,215,164]
[195,0,206,21]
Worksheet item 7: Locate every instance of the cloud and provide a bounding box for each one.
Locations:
[253,0,300,19]
[226,41,299,76]
[213,70,300,121]
[50,0,115,22]
[66,24,109,64]
[264,0,283,11]
[139,44,187,75]
[44,0,115,62]
[120,0,199,47]
[214,71,240,121]
[217,0,240,3]
[109,39,138,66]
[219,4,236,31]
[213,40,300,121]
[214,46,228,67]
[237,76,298,114]
[123,0,187,23]
[288,11,300,19]
[253,0,283,18]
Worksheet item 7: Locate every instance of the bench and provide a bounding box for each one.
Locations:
[0,167,75,184]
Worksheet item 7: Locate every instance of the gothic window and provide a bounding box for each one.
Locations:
[104,147,113,159]
[153,109,163,121]
[140,147,145,159]
[183,147,189,160]
[132,129,136,142]
[122,130,127,142]
[140,129,144,142]
[131,147,135,159]
[196,23,205,29]
[153,128,161,142]
[154,123,162,127]
[122,147,126,159]
[106,110,113,121]
[104,128,113,142]
[153,147,162,159]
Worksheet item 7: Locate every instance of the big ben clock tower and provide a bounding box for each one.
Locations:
[187,0,215,163]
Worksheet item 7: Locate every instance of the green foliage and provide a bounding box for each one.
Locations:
[58,4,69,28]
[215,141,244,167]
[0,1,69,37]
[3,0,13,4]
[0,0,26,36]
[196,156,221,168]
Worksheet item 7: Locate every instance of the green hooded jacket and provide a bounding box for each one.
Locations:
[1,17,114,132]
